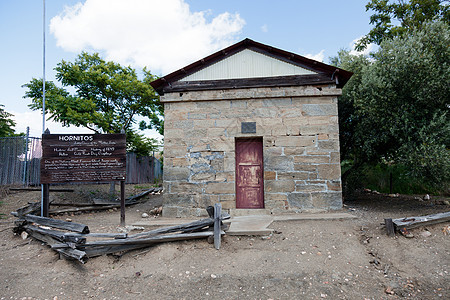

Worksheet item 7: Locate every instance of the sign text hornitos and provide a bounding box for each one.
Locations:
[58,135,94,142]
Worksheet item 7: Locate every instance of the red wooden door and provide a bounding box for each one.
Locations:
[235,138,264,209]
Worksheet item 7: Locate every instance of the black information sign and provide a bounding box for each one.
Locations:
[41,134,126,184]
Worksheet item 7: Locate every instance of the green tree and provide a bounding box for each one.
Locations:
[23,52,163,153]
[126,130,161,157]
[334,21,449,190]
[0,105,19,137]
[356,0,449,50]
[329,50,373,163]
[358,21,449,184]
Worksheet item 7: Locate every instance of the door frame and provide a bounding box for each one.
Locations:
[235,137,264,209]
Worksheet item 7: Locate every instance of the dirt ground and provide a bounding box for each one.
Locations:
[0,185,449,300]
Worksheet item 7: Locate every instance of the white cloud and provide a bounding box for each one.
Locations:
[349,37,376,56]
[11,111,94,138]
[303,49,325,62]
[50,0,245,75]
[261,24,268,33]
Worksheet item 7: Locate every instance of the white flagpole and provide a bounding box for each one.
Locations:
[41,0,46,217]
[42,0,46,133]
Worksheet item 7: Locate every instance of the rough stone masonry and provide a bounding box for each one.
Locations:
[161,84,342,217]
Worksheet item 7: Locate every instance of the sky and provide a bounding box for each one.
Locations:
[0,0,375,140]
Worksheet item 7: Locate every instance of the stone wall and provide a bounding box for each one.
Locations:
[162,85,342,217]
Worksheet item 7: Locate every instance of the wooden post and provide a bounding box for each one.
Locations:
[389,172,393,194]
[206,206,214,218]
[385,218,395,236]
[42,183,49,217]
[214,203,221,250]
[120,181,125,226]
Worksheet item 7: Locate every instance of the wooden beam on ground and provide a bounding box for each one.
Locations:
[129,218,214,239]
[20,214,90,233]
[28,230,87,263]
[129,213,230,239]
[64,232,128,239]
[9,188,74,192]
[49,205,118,215]
[24,225,86,244]
[82,231,219,247]
[392,211,450,230]
[83,231,225,257]
[13,202,41,217]
[50,202,117,207]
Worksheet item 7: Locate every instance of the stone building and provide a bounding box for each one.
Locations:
[150,38,352,217]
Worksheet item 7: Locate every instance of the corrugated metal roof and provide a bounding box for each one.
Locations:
[180,49,316,81]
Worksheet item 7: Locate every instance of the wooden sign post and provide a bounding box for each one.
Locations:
[41,133,126,224]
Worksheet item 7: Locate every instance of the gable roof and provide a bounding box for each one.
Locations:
[150,38,352,95]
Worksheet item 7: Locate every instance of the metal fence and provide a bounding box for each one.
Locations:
[0,136,42,185]
[0,135,162,186]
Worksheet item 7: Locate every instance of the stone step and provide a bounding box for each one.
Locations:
[229,208,271,217]
[226,215,274,236]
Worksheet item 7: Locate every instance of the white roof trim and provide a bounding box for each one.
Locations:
[179,49,316,82]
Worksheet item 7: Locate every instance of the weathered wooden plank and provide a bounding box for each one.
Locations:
[126,188,155,202]
[48,188,160,212]
[60,232,128,240]
[9,188,74,192]
[129,218,213,239]
[49,205,118,214]
[83,231,225,257]
[28,230,88,263]
[82,231,218,247]
[50,202,116,207]
[214,203,222,250]
[14,202,41,217]
[80,232,128,239]
[129,213,229,239]
[21,214,89,233]
[24,225,86,244]
[392,211,450,230]
[84,244,150,258]
[32,231,127,249]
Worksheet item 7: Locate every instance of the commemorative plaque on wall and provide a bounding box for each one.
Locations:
[41,134,126,184]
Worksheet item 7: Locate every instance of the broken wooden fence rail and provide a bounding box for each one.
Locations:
[14,202,41,217]
[28,230,88,263]
[9,188,75,192]
[12,204,229,263]
[81,230,227,258]
[385,211,450,235]
[129,213,230,239]
[392,211,450,229]
[48,205,119,215]
[16,214,90,233]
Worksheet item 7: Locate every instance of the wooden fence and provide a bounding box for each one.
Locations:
[126,153,163,184]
